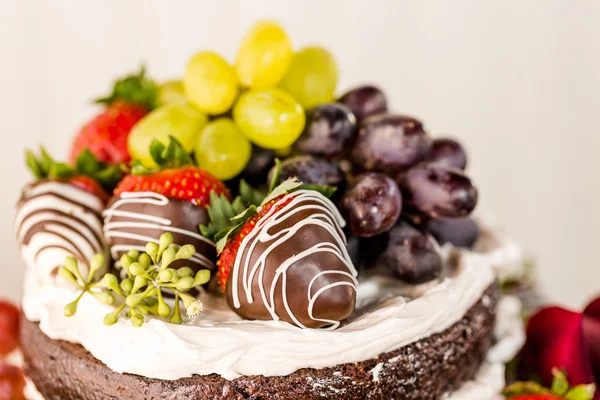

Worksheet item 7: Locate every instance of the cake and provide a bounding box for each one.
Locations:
[14,21,528,400]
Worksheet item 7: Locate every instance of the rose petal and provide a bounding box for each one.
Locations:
[519,306,596,388]
[583,296,600,385]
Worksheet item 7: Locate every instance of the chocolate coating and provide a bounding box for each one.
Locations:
[103,192,216,275]
[21,285,498,400]
[14,180,108,284]
[226,190,357,329]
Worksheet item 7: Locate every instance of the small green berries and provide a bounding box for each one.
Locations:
[61,232,210,328]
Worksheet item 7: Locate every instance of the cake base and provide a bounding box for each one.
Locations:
[21,285,497,400]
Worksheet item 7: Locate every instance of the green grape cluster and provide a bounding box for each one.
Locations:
[60,233,210,327]
[125,20,340,182]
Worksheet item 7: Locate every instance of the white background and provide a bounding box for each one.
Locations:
[1,0,599,308]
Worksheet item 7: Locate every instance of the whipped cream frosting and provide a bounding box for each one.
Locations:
[23,244,495,381]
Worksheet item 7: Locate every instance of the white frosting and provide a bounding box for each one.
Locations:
[14,181,107,286]
[231,189,358,329]
[22,245,494,381]
[103,191,215,271]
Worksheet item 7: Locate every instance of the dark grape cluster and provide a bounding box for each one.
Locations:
[240,84,480,285]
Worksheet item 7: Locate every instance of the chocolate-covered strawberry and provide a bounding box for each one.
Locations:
[201,170,357,329]
[104,137,229,276]
[15,149,116,285]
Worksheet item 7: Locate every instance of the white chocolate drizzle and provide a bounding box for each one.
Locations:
[230,190,358,329]
[103,192,215,271]
[14,181,107,285]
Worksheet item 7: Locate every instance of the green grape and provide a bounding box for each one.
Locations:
[233,88,305,150]
[157,80,187,105]
[235,21,293,89]
[128,103,208,166]
[184,52,238,115]
[279,46,338,109]
[194,118,251,180]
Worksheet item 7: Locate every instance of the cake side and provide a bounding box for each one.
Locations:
[21,285,498,400]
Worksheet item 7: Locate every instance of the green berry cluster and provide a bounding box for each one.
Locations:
[60,232,210,327]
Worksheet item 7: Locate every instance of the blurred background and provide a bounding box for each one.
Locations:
[1,0,599,308]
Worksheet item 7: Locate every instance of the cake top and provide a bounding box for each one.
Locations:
[17,19,484,343]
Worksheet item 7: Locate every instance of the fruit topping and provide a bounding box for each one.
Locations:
[194,118,252,181]
[184,52,239,115]
[338,85,388,121]
[238,145,276,186]
[157,80,186,106]
[0,301,19,357]
[69,66,157,165]
[235,21,293,89]
[399,164,478,218]
[269,155,345,190]
[377,221,442,284]
[428,217,480,248]
[200,164,356,329]
[294,103,357,158]
[279,46,338,109]
[115,137,229,208]
[61,233,211,327]
[351,114,431,173]
[233,88,305,150]
[340,172,402,238]
[127,103,208,167]
[425,137,468,170]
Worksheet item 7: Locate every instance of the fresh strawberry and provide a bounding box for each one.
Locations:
[114,136,229,208]
[70,101,147,165]
[25,147,121,201]
[0,301,19,357]
[69,67,158,165]
[0,363,25,400]
[115,166,229,208]
[504,369,596,400]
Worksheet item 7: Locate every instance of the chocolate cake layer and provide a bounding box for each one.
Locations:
[21,285,498,400]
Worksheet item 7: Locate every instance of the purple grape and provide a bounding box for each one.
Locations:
[425,138,467,170]
[240,145,275,185]
[399,164,478,218]
[269,155,345,188]
[351,114,431,173]
[428,217,480,248]
[338,85,388,121]
[294,103,357,158]
[377,221,442,284]
[340,172,402,237]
